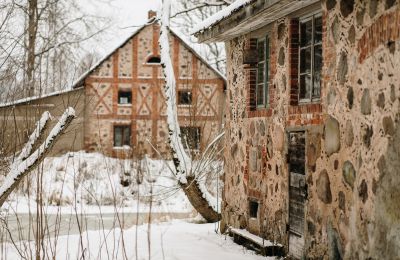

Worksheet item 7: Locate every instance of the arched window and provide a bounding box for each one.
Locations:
[146,56,161,64]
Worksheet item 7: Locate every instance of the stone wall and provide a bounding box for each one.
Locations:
[222,0,400,258]
[83,24,225,159]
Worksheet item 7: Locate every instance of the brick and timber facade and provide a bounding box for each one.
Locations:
[195,0,400,259]
[81,21,225,158]
[0,13,226,160]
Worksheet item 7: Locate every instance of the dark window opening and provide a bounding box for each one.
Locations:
[114,125,131,147]
[256,35,270,108]
[249,200,259,218]
[118,91,132,104]
[178,90,192,105]
[147,56,161,64]
[299,14,322,102]
[181,127,201,150]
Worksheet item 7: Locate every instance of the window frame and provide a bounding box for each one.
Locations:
[113,125,131,147]
[118,90,132,105]
[298,13,322,104]
[256,35,271,109]
[177,90,192,105]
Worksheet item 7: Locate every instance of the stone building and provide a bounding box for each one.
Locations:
[0,11,226,159]
[194,0,400,259]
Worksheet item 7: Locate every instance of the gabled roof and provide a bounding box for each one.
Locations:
[72,21,226,89]
[0,21,226,108]
[71,24,146,89]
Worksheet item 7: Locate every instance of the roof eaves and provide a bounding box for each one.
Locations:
[169,27,227,82]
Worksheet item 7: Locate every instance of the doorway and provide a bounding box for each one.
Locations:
[288,131,307,259]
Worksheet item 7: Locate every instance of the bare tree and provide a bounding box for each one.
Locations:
[0,0,108,101]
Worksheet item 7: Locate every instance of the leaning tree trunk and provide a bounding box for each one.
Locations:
[180,176,220,222]
[158,0,220,222]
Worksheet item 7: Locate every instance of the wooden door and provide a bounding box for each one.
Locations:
[288,131,307,259]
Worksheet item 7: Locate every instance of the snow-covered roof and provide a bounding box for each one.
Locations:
[0,87,83,108]
[0,21,226,109]
[70,25,147,89]
[72,21,226,88]
[169,27,226,81]
[191,0,255,35]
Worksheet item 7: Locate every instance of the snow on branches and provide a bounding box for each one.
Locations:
[158,0,192,184]
[0,107,75,207]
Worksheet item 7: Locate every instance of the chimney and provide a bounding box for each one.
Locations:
[148,10,157,20]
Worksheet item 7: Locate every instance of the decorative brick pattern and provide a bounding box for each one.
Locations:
[358,9,400,63]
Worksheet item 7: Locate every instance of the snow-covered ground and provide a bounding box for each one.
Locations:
[1,151,219,215]
[1,220,275,260]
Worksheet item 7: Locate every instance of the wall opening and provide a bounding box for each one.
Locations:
[146,56,161,64]
[249,200,259,218]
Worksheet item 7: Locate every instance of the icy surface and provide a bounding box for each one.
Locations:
[191,0,254,34]
[1,220,275,260]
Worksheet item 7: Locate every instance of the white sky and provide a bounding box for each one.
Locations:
[80,0,161,56]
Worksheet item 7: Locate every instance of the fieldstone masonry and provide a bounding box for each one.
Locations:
[220,0,400,258]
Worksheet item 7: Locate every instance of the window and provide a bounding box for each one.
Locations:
[299,14,322,102]
[114,125,131,147]
[249,200,259,218]
[118,90,132,104]
[256,35,270,108]
[180,127,201,150]
[147,56,161,64]
[178,90,192,105]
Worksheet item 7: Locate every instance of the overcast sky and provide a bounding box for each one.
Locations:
[81,0,161,55]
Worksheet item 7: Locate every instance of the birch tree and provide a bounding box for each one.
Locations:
[158,0,221,223]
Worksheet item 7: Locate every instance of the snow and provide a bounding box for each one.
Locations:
[158,1,192,183]
[1,220,275,260]
[1,152,197,214]
[0,88,81,108]
[229,227,283,247]
[16,111,51,162]
[191,0,255,35]
[0,108,75,203]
